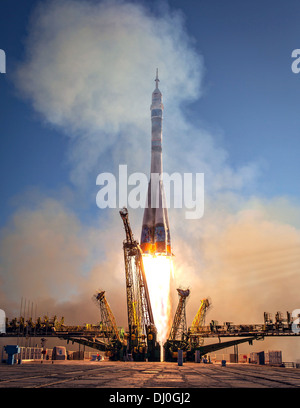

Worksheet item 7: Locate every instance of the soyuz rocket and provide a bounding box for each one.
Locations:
[140,70,171,256]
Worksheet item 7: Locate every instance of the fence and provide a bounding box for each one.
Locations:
[1,346,103,363]
[1,346,50,363]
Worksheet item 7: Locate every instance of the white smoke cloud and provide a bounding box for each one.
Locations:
[170,196,300,361]
[0,195,128,324]
[0,198,87,304]
[15,0,203,184]
[15,0,259,193]
[18,0,201,130]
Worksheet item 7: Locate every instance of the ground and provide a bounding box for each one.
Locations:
[0,360,300,389]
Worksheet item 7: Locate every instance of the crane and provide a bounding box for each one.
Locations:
[56,290,124,361]
[94,291,121,344]
[119,207,159,361]
[189,298,211,346]
[92,290,124,359]
[164,288,190,361]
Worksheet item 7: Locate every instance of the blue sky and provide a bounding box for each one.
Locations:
[1,0,300,227]
[1,0,300,353]
[0,0,69,224]
[171,0,300,197]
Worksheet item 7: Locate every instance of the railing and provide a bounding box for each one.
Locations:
[191,323,300,337]
[1,346,51,363]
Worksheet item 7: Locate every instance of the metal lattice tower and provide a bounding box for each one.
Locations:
[190,298,211,334]
[168,288,190,342]
[94,291,121,343]
[120,208,155,348]
[189,298,211,347]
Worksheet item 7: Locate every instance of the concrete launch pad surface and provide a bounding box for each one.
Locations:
[0,360,300,388]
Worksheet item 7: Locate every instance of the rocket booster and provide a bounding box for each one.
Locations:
[140,70,171,256]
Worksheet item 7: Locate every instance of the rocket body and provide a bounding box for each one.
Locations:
[140,72,171,256]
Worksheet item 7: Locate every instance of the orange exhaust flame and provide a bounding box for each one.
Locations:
[142,254,173,352]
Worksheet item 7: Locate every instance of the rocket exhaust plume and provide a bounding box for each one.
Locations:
[141,70,173,347]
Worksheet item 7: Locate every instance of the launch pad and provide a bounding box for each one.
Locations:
[1,360,300,388]
[2,206,299,363]
[2,74,299,365]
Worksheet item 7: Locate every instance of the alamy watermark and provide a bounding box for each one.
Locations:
[292,309,300,334]
[0,309,5,334]
[291,49,300,73]
[0,49,6,74]
[96,165,204,219]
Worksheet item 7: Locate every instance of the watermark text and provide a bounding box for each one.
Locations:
[291,49,300,73]
[96,165,204,219]
[292,309,300,334]
[0,49,6,74]
[0,309,6,334]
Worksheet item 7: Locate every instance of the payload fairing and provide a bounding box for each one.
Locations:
[140,70,171,256]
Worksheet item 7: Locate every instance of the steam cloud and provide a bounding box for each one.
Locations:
[15,0,203,186]
[1,0,299,360]
[15,0,257,190]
